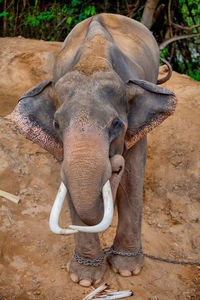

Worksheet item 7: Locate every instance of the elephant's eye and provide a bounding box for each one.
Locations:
[53,120,60,130]
[109,117,124,141]
[111,117,123,129]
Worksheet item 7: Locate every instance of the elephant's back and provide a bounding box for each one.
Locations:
[53,14,160,83]
[99,13,160,82]
[100,13,158,54]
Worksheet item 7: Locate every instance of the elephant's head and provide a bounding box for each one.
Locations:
[7,67,177,234]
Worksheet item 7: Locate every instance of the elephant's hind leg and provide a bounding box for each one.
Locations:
[108,137,147,276]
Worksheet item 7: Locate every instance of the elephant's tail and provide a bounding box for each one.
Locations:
[157,58,172,85]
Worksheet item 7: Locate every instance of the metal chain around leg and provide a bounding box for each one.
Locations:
[74,252,105,267]
[108,245,143,257]
[74,245,200,267]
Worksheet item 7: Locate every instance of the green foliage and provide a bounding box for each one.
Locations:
[178,0,200,81]
[0,0,98,41]
[66,16,72,24]
[0,11,8,17]
[157,0,200,81]
[180,0,200,28]
[186,68,200,81]
[161,48,169,58]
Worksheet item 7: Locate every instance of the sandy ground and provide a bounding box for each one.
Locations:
[0,37,199,300]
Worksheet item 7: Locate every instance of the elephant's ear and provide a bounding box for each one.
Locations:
[125,79,177,150]
[7,80,63,161]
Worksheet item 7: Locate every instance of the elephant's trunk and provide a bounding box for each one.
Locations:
[62,126,112,225]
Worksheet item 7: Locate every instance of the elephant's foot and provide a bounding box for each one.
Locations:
[67,257,107,287]
[108,252,144,277]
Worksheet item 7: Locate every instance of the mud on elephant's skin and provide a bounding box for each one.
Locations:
[8,13,177,286]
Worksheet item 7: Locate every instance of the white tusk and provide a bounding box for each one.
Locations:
[69,180,114,233]
[49,182,78,235]
[49,180,113,235]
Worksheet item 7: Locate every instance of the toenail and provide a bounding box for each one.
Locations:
[79,279,92,287]
[133,265,141,275]
[111,266,118,273]
[70,273,79,283]
[67,262,70,272]
[120,270,132,277]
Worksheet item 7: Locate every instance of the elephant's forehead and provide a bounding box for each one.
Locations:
[54,70,126,104]
[56,96,117,130]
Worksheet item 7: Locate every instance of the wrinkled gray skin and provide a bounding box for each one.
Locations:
[9,14,177,286]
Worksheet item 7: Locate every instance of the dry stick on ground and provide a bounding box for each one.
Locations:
[83,284,133,300]
[83,284,108,300]
[0,189,20,204]
[93,290,134,299]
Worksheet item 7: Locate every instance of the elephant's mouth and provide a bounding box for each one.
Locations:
[49,154,125,235]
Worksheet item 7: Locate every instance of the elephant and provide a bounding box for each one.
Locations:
[8,13,177,287]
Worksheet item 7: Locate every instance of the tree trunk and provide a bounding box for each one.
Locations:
[141,0,160,29]
[3,0,7,37]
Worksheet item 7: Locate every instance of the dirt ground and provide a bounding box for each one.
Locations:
[0,37,199,300]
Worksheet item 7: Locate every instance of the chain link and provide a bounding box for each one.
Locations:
[74,252,105,267]
[109,245,143,257]
[74,246,143,267]
[143,253,200,266]
[74,246,200,267]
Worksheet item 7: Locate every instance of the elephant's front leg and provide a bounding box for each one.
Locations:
[67,197,106,287]
[108,137,147,276]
